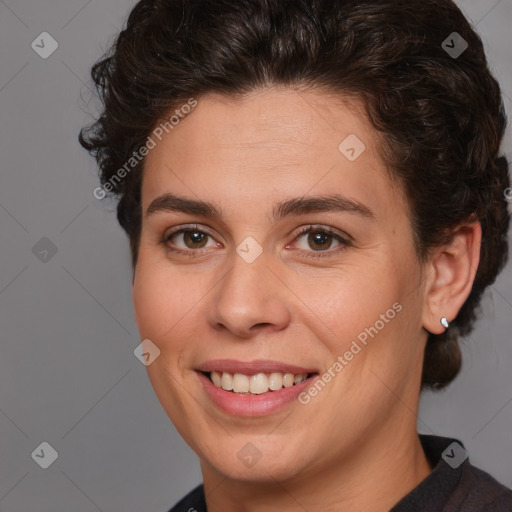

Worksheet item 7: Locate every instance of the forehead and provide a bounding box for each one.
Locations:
[141,87,406,223]
[147,88,371,161]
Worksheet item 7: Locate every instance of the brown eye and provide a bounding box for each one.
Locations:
[307,231,334,251]
[182,230,208,249]
[291,225,350,259]
[164,227,217,252]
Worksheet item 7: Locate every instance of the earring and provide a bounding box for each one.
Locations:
[441,317,449,329]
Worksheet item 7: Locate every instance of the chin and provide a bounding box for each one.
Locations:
[197,434,312,482]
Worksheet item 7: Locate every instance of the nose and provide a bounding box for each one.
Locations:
[207,248,292,339]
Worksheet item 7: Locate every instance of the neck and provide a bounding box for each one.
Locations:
[201,422,432,512]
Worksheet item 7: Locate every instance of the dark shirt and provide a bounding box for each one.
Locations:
[168,435,512,511]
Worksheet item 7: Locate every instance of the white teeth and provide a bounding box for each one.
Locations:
[249,373,268,394]
[221,372,233,391]
[211,371,221,387]
[283,373,294,387]
[268,372,283,390]
[232,373,250,393]
[209,371,309,394]
[294,373,305,384]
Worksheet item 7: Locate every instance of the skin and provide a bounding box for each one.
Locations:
[131,86,481,511]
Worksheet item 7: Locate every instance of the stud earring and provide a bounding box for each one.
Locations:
[441,317,449,329]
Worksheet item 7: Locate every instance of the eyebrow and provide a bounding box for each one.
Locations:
[145,192,375,221]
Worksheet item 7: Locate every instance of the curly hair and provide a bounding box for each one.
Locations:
[79,0,510,390]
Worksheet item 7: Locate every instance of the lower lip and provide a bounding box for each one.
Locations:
[197,371,318,417]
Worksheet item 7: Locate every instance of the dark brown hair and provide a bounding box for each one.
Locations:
[79,0,510,390]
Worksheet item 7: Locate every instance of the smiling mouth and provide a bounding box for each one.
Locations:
[202,370,317,395]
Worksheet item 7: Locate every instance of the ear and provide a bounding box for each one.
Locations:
[422,220,482,335]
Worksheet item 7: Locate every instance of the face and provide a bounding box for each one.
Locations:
[132,87,429,483]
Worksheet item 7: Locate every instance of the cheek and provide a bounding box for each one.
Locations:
[132,254,218,357]
[298,263,400,345]
[299,259,419,395]
[132,261,187,342]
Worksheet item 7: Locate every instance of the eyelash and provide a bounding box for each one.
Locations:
[290,226,350,259]
[160,224,351,259]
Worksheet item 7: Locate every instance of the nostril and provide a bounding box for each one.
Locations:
[253,322,272,329]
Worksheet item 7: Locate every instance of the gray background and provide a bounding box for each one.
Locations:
[0,0,511,510]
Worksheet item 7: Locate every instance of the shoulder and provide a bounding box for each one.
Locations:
[392,435,511,511]
[169,437,512,512]
[167,484,206,512]
[449,463,512,511]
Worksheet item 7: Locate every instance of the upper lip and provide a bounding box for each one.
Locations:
[196,359,317,375]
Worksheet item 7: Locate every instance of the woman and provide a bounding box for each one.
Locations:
[80,0,512,510]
